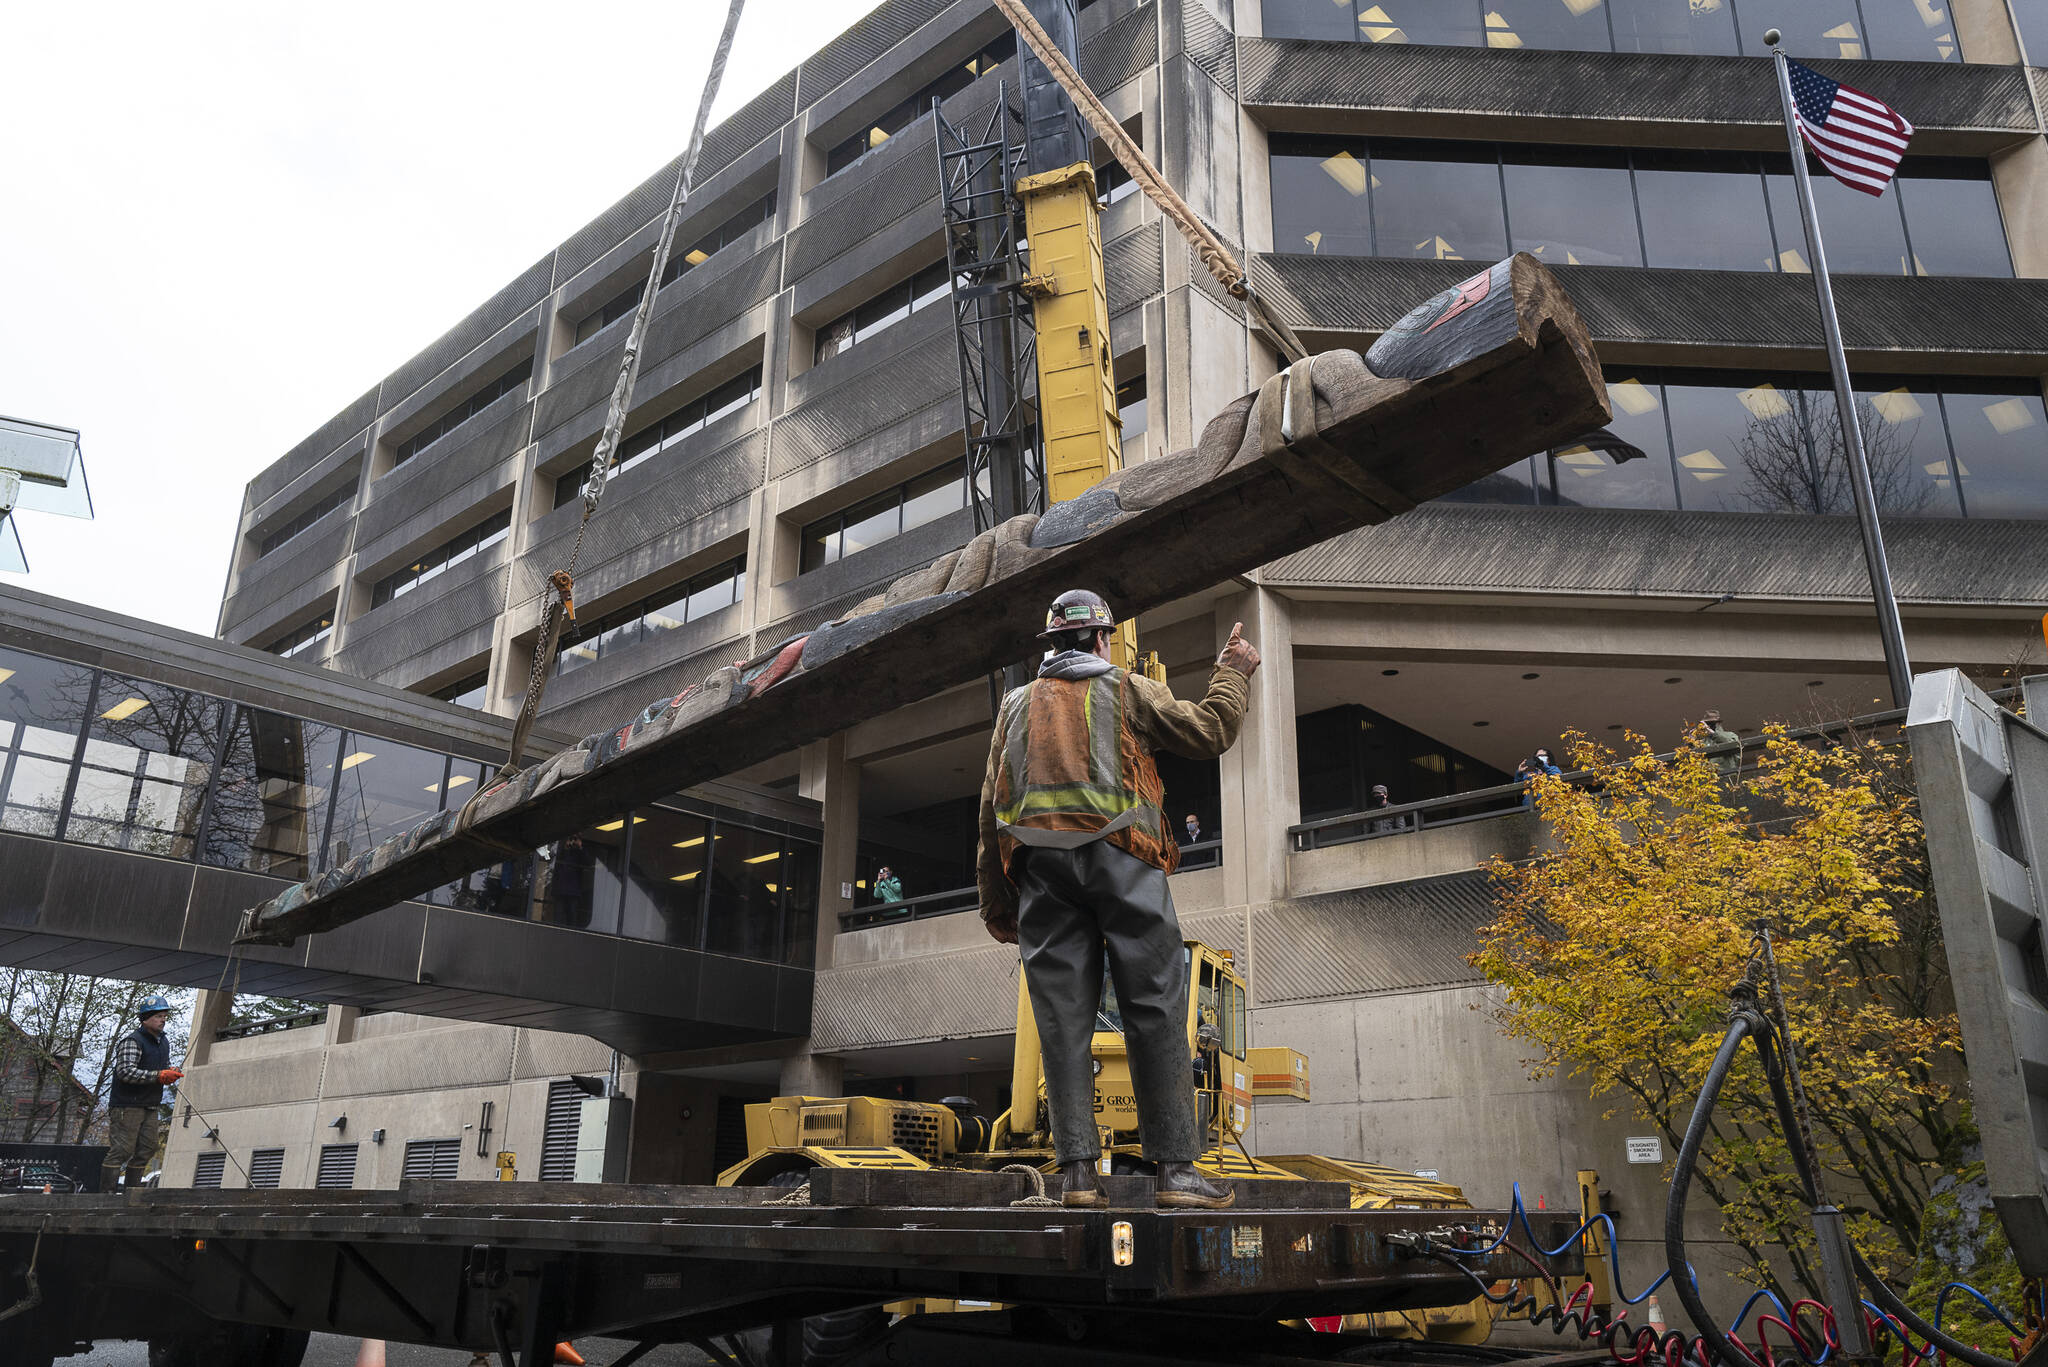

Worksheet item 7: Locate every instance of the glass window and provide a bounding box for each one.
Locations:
[1633,149,1775,272]
[1482,0,1615,51]
[813,264,954,366]
[1741,0,1869,58]
[1269,138,1375,257]
[704,824,789,961]
[1263,0,1372,40]
[2017,0,2048,64]
[1764,163,1910,276]
[1859,0,1960,61]
[1503,145,1642,267]
[1546,375,1678,508]
[684,569,739,622]
[203,708,342,881]
[1117,376,1149,459]
[1345,1,1486,45]
[1947,389,2048,518]
[1664,378,1812,512]
[781,841,821,968]
[432,672,489,712]
[0,647,92,838]
[1368,139,1508,264]
[621,808,711,947]
[323,733,448,872]
[838,494,900,560]
[389,359,532,469]
[1849,384,1961,516]
[1895,169,2012,278]
[537,821,626,933]
[1439,455,1541,505]
[900,466,966,534]
[371,511,511,608]
[1609,0,1738,53]
[63,676,226,858]
[424,757,495,909]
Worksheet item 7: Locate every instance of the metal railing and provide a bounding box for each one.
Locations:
[1178,838,1222,870]
[836,841,1227,929]
[214,1009,328,1042]
[1287,698,1952,854]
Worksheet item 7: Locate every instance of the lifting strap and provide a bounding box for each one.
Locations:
[991,0,1312,364]
[498,0,748,781]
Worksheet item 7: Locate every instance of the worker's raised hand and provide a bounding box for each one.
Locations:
[1218,622,1261,678]
[158,1068,184,1084]
[983,905,1019,945]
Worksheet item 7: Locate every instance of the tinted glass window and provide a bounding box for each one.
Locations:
[2017,0,2048,63]
[1633,149,1774,272]
[1483,0,1615,50]
[203,708,342,881]
[424,757,494,909]
[324,734,446,872]
[1764,166,1909,276]
[1741,0,1870,58]
[781,841,821,968]
[1859,0,1961,61]
[537,822,625,934]
[1895,171,2011,278]
[1664,379,1809,512]
[1369,140,1507,264]
[1850,385,1960,516]
[1948,390,2048,518]
[1503,146,1641,267]
[1439,455,1541,506]
[704,824,787,961]
[1263,0,1368,41]
[1609,0,1739,54]
[0,647,91,838]
[1269,141,1375,257]
[1350,1,1485,45]
[1547,376,1678,508]
[619,808,710,947]
[64,675,226,858]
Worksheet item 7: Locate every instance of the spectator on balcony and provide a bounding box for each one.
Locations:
[873,867,903,904]
[1183,814,1203,845]
[1367,784,1407,834]
[1700,711,1743,776]
[1533,747,1560,775]
[1516,753,1559,807]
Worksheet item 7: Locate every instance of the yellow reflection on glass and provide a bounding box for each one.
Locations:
[1485,12,1523,46]
[1304,230,1324,253]
[340,751,376,770]
[1358,5,1408,40]
[744,850,781,864]
[673,835,707,849]
[1416,235,1462,260]
[867,127,889,150]
[684,248,710,266]
[1985,399,2037,435]
[594,816,646,833]
[99,697,149,722]
[1913,0,1945,24]
[1822,22,1863,58]
[1923,460,1953,487]
[764,884,779,893]
[1562,0,1604,13]
[446,774,473,789]
[1557,446,1606,477]
[1871,389,1925,425]
[1608,378,1659,416]
[0,669,13,686]
[1737,384,1792,420]
[1779,249,1810,274]
[1679,449,1729,480]
[1319,151,1369,197]
[670,871,699,882]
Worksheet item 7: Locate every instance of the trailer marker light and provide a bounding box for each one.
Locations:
[193,1239,207,1252]
[1111,1221,1134,1266]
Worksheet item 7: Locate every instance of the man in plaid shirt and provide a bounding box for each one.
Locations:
[102,994,182,1192]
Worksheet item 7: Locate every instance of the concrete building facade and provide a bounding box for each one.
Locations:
[194,0,2048,1293]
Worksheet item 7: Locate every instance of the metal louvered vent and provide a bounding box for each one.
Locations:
[192,1152,225,1189]
[402,1138,460,1181]
[540,1080,584,1182]
[889,1108,941,1163]
[316,1143,359,1189]
[248,1148,285,1189]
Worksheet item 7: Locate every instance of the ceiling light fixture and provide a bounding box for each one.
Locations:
[340,750,376,770]
[744,850,781,864]
[1381,668,1400,676]
[99,697,149,722]
[670,871,699,882]
[1522,673,1540,680]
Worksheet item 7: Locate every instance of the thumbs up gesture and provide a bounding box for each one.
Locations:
[1219,622,1261,678]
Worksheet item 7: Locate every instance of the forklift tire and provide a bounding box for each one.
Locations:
[149,1322,312,1367]
[801,1305,892,1367]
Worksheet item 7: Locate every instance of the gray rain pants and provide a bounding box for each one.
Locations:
[1016,841,1199,1165]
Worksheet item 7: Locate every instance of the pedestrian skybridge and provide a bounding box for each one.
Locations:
[0,585,816,1054]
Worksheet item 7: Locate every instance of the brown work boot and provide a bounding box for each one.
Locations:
[1155,1162,1235,1209]
[1060,1159,1106,1208]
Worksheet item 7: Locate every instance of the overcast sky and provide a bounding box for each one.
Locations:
[1,0,881,635]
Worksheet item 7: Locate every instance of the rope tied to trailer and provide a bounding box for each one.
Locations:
[1000,1163,1063,1207]
[495,0,748,782]
[765,1180,813,1206]
[988,0,1312,363]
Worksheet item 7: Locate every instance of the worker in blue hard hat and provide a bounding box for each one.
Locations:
[102,993,182,1193]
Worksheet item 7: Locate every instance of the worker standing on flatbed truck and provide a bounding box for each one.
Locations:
[978,589,1260,1212]
[102,993,181,1192]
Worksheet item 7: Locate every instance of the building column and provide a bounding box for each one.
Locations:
[799,733,860,970]
[779,1049,845,1098]
[322,1005,361,1048]
[1215,586,1299,910]
[182,989,235,1070]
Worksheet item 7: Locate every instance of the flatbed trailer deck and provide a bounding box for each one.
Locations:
[0,1171,1584,1366]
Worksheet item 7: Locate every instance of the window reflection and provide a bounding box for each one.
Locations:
[64,674,226,858]
[620,808,711,947]
[1609,0,1738,54]
[705,824,787,960]
[1483,0,1614,52]
[536,822,626,933]
[2018,0,2048,64]
[324,733,448,873]
[1763,165,1908,276]
[1503,146,1641,267]
[1633,149,1775,272]
[203,708,342,881]
[1547,376,1678,508]
[0,647,92,838]
[1368,140,1507,264]
[1948,391,2048,518]
[1892,168,2012,277]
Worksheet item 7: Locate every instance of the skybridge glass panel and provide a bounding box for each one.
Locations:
[620,808,711,947]
[0,646,91,838]
[323,733,447,873]
[202,708,343,881]
[536,822,626,934]
[64,674,227,858]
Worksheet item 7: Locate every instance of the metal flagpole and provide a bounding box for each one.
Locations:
[1765,31,1914,708]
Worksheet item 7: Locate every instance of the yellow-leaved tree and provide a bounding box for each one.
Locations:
[1474,725,1976,1311]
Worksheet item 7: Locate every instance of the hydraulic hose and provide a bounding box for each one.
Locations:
[1664,1010,1765,1367]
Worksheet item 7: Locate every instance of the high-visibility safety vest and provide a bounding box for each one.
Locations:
[992,668,1177,879]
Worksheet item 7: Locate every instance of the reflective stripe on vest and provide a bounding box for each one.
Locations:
[994,670,1176,875]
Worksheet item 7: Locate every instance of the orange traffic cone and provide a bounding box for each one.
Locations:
[353,1340,386,1367]
[555,1344,585,1365]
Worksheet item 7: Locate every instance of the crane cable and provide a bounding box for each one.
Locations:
[989,0,1312,363]
[499,0,748,780]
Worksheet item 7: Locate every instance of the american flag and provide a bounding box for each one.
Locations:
[1788,60,1914,196]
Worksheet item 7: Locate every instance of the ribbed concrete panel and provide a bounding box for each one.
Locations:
[1182,0,1236,95]
[334,559,508,682]
[513,1028,615,1080]
[773,329,959,478]
[787,125,943,284]
[700,71,798,183]
[1263,504,2048,606]
[536,336,629,441]
[1084,1,1160,93]
[512,427,761,606]
[220,517,351,634]
[1249,871,1495,1007]
[796,0,955,107]
[322,1023,517,1096]
[638,239,782,375]
[249,388,378,512]
[356,402,531,552]
[1182,905,1246,960]
[1239,39,2039,138]
[558,156,689,286]
[1105,221,1165,309]
[175,1052,327,1112]
[1251,255,2048,362]
[383,259,552,413]
[811,943,1017,1049]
